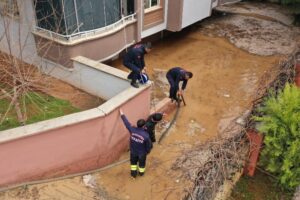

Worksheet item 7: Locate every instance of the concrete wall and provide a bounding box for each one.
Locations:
[166,0,184,32]
[41,56,131,100]
[0,59,151,187]
[143,0,165,30]
[0,0,40,66]
[34,22,137,68]
[141,0,168,38]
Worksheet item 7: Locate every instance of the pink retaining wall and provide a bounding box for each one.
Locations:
[0,87,150,187]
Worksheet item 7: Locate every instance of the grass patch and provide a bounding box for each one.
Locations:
[230,171,294,200]
[0,92,80,131]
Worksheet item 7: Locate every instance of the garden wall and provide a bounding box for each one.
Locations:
[0,57,151,187]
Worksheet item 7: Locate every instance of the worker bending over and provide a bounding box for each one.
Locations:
[123,43,152,88]
[119,109,152,178]
[144,113,164,143]
[166,67,193,102]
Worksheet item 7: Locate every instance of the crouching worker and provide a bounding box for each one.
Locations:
[166,67,193,102]
[144,113,164,143]
[119,109,153,178]
[123,43,152,88]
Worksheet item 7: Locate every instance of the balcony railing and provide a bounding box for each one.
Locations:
[33,13,136,43]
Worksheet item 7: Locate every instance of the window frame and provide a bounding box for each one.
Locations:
[144,0,160,11]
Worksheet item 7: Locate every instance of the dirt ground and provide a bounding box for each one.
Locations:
[0,54,103,111]
[45,77,104,110]
[1,2,299,200]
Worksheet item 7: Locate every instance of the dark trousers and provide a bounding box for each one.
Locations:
[124,62,141,83]
[148,131,156,143]
[166,74,178,100]
[130,153,147,177]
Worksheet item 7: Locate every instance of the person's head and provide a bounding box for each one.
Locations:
[151,113,163,122]
[137,119,146,128]
[144,42,152,53]
[184,71,193,80]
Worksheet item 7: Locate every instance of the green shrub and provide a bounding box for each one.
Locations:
[255,84,300,190]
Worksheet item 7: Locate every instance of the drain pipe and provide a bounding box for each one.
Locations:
[158,102,181,144]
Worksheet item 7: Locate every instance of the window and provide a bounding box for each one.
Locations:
[35,0,123,35]
[122,0,134,16]
[144,0,159,9]
[0,0,19,17]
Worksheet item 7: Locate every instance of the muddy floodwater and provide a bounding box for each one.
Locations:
[99,29,281,200]
[2,3,296,199]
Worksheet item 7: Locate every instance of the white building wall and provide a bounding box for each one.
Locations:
[41,56,132,100]
[181,0,212,28]
[0,0,40,66]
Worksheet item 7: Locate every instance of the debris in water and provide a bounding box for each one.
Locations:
[188,120,206,136]
[83,174,97,189]
[235,110,251,126]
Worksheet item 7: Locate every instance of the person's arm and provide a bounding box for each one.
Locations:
[119,110,133,134]
[133,50,144,70]
[181,79,188,90]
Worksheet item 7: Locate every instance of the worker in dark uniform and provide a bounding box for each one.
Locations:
[166,67,193,102]
[119,109,153,178]
[123,42,152,88]
[144,113,164,143]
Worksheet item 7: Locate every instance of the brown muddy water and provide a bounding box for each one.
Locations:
[0,24,281,200]
[97,28,281,200]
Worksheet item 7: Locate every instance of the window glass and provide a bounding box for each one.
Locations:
[126,0,134,15]
[144,0,159,9]
[35,0,66,34]
[75,0,105,31]
[35,0,125,35]
[0,0,19,17]
[104,0,121,26]
[63,0,77,35]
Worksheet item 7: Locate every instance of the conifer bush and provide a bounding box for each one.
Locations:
[255,84,300,190]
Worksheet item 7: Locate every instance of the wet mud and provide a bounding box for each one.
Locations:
[1,2,296,199]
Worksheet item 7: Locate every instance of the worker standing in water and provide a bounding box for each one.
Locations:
[123,42,152,88]
[144,113,164,143]
[166,67,193,102]
[119,109,152,178]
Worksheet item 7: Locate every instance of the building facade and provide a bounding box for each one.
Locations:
[0,0,219,69]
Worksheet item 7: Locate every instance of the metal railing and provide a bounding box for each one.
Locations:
[33,13,136,42]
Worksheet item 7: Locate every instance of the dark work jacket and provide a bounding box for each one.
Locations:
[123,44,146,69]
[166,67,188,90]
[144,114,159,142]
[121,115,152,156]
[144,114,157,134]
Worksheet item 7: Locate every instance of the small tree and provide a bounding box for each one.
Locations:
[255,84,300,190]
[0,1,68,128]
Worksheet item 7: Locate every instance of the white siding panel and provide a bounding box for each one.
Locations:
[182,0,211,28]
